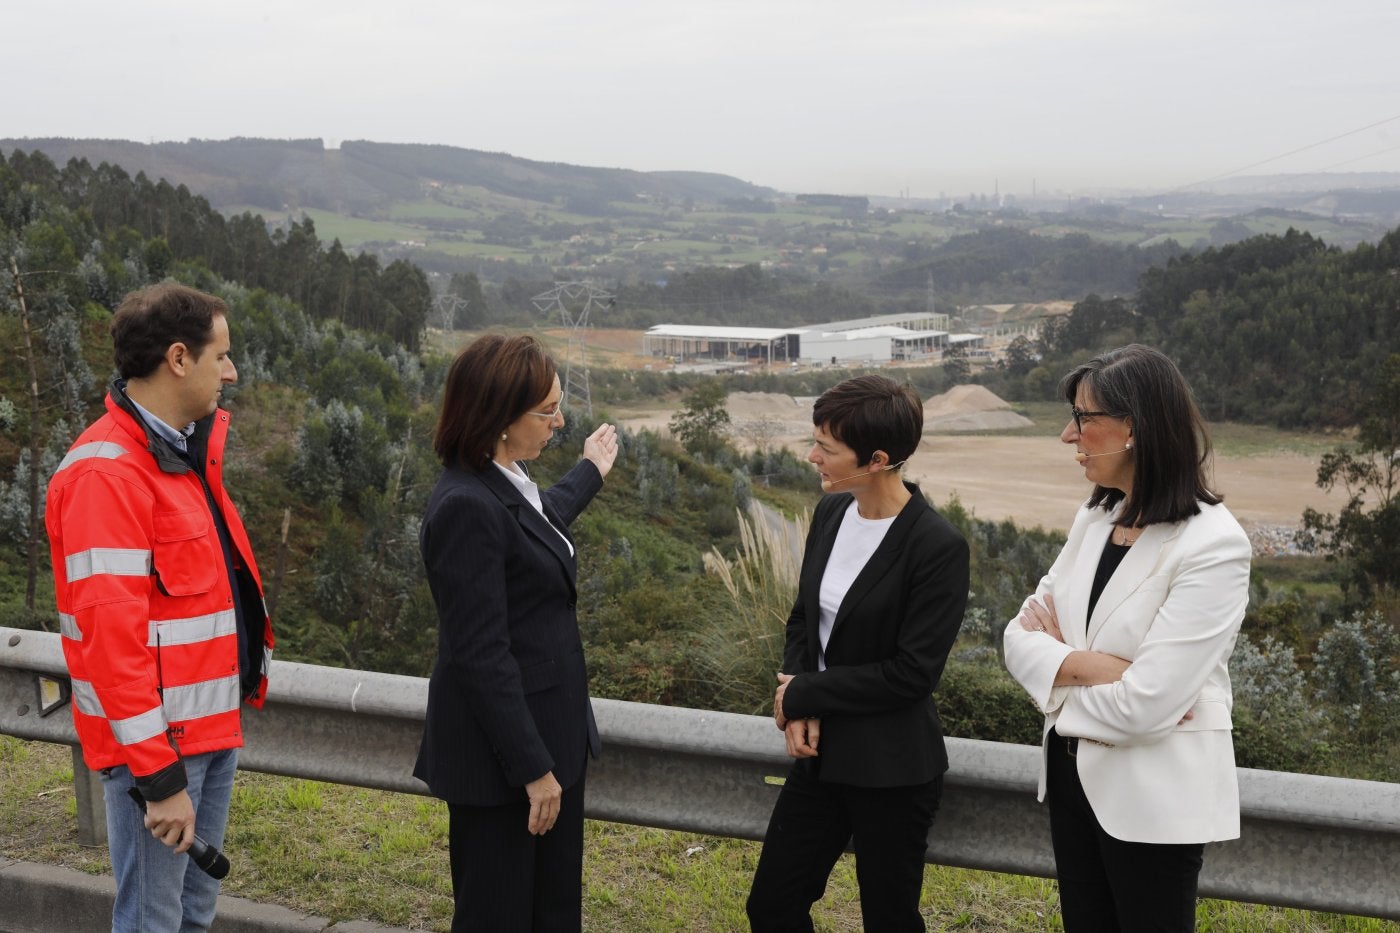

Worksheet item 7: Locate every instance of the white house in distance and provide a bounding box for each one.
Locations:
[642,311,962,367]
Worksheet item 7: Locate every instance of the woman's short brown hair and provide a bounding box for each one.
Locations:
[433,334,557,469]
[811,374,924,467]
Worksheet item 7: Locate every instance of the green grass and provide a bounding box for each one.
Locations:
[383,198,489,223]
[3,737,1395,931]
[292,209,433,248]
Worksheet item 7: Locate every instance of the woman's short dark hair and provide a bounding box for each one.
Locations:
[812,374,923,467]
[1060,344,1221,526]
[434,334,557,469]
[111,283,227,380]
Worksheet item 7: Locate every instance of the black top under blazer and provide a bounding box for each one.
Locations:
[780,483,970,787]
[414,459,603,806]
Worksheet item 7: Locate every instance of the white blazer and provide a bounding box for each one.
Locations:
[1003,500,1252,844]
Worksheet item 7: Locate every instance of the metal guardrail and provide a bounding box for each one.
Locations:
[3,626,1399,920]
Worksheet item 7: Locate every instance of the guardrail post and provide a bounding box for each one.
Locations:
[71,746,106,847]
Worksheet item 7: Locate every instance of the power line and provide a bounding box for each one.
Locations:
[1320,143,1400,172]
[1173,112,1400,191]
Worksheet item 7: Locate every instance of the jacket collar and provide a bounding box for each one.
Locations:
[1076,506,1185,645]
[475,460,578,592]
[807,481,930,641]
[108,378,218,476]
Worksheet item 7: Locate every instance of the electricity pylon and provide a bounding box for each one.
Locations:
[530,282,614,418]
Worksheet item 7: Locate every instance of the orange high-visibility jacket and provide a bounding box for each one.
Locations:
[46,388,274,800]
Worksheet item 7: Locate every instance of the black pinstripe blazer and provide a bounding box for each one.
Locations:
[414,458,603,806]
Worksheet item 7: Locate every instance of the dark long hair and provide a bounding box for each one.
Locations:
[433,334,556,470]
[1060,344,1220,526]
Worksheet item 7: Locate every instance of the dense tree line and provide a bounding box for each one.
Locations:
[1135,227,1400,426]
[2,149,430,349]
[975,225,1400,431]
[881,227,1187,305]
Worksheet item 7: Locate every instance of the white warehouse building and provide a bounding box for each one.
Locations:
[800,326,947,365]
[643,312,955,367]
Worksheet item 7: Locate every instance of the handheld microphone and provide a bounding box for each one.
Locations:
[128,788,231,879]
[822,460,907,487]
[1074,443,1131,463]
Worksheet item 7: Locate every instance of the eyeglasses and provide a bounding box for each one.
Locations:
[1070,406,1110,430]
[524,403,565,420]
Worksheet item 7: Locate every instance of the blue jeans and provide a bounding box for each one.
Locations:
[100,748,238,933]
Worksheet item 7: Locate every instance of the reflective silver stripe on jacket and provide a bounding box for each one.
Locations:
[65,548,152,583]
[57,441,129,473]
[162,675,240,722]
[71,678,106,718]
[109,705,170,747]
[148,610,237,647]
[262,644,273,677]
[58,613,81,641]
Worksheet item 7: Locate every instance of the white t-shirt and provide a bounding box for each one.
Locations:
[493,461,575,557]
[816,500,896,670]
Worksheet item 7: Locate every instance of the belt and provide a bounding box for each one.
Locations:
[1053,731,1114,758]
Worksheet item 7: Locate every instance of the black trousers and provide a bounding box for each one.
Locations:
[446,775,585,933]
[1046,730,1204,932]
[747,766,942,933]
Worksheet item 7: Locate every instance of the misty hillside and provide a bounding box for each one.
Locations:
[0,137,774,215]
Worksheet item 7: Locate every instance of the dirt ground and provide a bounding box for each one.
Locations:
[903,435,1335,533]
[540,328,659,370]
[616,414,1342,537]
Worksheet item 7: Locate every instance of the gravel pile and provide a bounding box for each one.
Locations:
[1244,523,1316,557]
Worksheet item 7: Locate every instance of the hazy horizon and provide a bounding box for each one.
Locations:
[7,0,1399,199]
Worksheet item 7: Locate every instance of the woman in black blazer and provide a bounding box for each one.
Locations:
[747,375,970,933]
[415,334,617,932]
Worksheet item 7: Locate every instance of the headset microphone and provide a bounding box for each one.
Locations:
[1074,442,1132,463]
[822,460,907,487]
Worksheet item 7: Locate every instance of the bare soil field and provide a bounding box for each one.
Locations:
[617,385,1346,541]
[540,328,659,370]
[902,435,1334,534]
[616,420,1338,536]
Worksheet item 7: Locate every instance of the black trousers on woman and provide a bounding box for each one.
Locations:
[747,766,942,932]
[447,776,585,932]
[1046,730,1204,932]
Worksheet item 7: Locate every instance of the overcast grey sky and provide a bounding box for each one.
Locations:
[8,0,1399,197]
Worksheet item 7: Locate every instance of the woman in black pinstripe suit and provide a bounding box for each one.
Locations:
[415,334,617,932]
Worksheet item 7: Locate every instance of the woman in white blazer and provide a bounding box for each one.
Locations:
[1003,344,1251,932]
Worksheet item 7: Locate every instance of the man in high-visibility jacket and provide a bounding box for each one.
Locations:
[46,282,274,933]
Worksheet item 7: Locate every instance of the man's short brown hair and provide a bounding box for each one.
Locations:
[111,283,227,380]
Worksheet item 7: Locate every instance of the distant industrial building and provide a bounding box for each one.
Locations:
[947,333,988,354]
[643,312,957,367]
[800,326,947,364]
[642,325,801,365]
[807,311,950,334]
